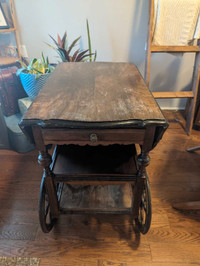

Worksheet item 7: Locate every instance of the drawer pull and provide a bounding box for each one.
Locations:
[90,133,98,143]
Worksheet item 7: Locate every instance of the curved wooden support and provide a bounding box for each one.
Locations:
[132,152,150,219]
[38,149,59,219]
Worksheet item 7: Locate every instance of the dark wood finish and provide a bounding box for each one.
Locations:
[20,62,168,234]
[0,112,200,264]
[32,126,46,150]
[53,144,138,176]
[60,208,132,215]
[22,62,165,124]
[42,128,145,146]
[131,126,154,220]
[38,149,59,219]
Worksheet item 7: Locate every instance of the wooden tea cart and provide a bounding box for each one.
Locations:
[20,62,168,234]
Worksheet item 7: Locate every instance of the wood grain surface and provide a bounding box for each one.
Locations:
[23,62,165,123]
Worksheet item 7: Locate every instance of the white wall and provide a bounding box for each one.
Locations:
[14,0,194,109]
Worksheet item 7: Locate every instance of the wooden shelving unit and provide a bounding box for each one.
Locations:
[0,0,21,66]
[145,0,200,135]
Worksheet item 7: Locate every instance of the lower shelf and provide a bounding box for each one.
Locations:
[59,183,132,211]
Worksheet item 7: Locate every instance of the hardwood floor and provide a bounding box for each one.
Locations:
[0,111,200,265]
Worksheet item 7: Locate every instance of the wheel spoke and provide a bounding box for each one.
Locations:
[39,178,56,233]
[134,177,152,234]
[140,209,144,224]
[45,202,50,217]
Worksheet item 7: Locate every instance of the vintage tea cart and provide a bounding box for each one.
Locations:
[20,62,168,234]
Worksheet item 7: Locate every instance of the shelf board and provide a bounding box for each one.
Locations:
[0,28,15,33]
[0,56,19,66]
[151,45,200,53]
[152,91,194,99]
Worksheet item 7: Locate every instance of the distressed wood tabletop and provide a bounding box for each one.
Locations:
[22,62,166,124]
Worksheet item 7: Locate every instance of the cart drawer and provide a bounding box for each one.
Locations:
[42,128,145,145]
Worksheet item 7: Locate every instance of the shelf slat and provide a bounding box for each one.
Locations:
[152,91,194,99]
[60,207,132,215]
[0,57,19,66]
[0,28,15,33]
[151,45,200,53]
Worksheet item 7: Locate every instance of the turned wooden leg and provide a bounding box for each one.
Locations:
[132,152,150,218]
[38,149,59,219]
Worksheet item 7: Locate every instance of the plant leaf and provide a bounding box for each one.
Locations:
[60,47,70,62]
[94,50,97,62]
[71,49,80,61]
[57,48,69,62]
[46,56,49,66]
[45,42,57,50]
[86,19,92,62]
[65,37,69,50]
[57,34,63,48]
[32,67,43,74]
[80,54,94,61]
[76,49,89,61]
[77,53,94,62]
[18,52,55,78]
[49,34,60,48]
[30,58,37,68]
[41,52,45,64]
[67,36,81,55]
[81,57,91,62]
[16,60,27,69]
[62,31,67,49]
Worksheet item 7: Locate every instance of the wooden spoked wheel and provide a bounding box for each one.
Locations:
[39,177,56,233]
[135,175,152,234]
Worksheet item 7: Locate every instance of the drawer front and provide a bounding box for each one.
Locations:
[42,128,145,145]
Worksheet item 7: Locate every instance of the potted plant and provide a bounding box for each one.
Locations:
[16,53,55,100]
[47,20,97,62]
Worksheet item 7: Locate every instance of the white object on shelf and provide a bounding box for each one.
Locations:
[20,45,28,58]
[18,97,32,116]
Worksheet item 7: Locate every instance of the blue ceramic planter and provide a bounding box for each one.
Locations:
[19,72,52,100]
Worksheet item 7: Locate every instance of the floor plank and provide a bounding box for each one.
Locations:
[150,242,200,264]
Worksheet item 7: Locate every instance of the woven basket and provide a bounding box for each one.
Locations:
[19,72,52,100]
